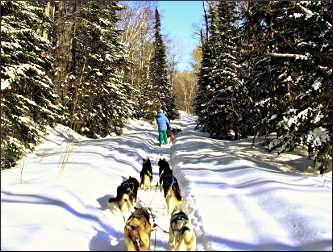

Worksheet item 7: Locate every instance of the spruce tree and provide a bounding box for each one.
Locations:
[195,38,214,131]
[148,9,176,120]
[240,0,273,137]
[65,0,132,137]
[1,1,61,169]
[195,3,219,132]
[265,1,332,167]
[197,1,248,139]
[243,1,331,169]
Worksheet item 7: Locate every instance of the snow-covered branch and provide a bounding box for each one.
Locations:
[268,53,309,60]
[296,3,314,18]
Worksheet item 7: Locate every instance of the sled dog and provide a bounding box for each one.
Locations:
[158,158,173,190]
[168,208,196,251]
[108,176,139,221]
[172,128,182,135]
[167,125,175,144]
[124,207,152,251]
[140,158,153,191]
[162,173,182,216]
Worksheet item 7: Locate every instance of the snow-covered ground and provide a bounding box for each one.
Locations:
[1,112,332,251]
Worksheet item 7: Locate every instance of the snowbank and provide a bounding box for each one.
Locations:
[1,112,332,251]
[171,112,332,251]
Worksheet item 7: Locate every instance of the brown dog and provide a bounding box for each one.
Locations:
[124,207,152,251]
[168,128,175,144]
[168,208,196,251]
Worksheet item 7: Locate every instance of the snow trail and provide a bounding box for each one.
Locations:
[1,112,332,251]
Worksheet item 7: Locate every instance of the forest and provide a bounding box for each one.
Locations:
[1,0,332,172]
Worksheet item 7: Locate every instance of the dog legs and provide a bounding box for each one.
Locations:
[124,238,137,251]
[143,174,151,191]
[168,226,176,251]
[119,194,135,222]
[166,190,182,216]
[177,228,196,251]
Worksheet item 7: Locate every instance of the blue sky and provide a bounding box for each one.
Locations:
[157,1,203,72]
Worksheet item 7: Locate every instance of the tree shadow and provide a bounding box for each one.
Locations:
[1,190,135,251]
[206,234,332,251]
[1,191,113,234]
[173,133,314,177]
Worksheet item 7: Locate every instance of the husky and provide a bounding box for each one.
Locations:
[168,208,196,251]
[162,173,182,216]
[108,176,139,221]
[124,207,152,251]
[139,158,153,191]
[158,158,173,191]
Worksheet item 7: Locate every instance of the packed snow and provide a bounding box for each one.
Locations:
[1,112,332,251]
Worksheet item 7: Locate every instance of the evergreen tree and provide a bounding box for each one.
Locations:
[65,0,132,137]
[1,1,61,169]
[195,38,213,131]
[243,1,332,169]
[265,1,331,165]
[208,0,247,139]
[195,0,331,170]
[148,9,176,120]
[197,1,249,139]
[195,2,219,131]
[240,0,274,137]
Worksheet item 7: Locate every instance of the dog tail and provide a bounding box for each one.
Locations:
[174,187,182,201]
[108,197,118,203]
[107,197,119,212]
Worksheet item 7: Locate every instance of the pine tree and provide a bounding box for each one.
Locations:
[243,1,331,169]
[265,1,332,166]
[195,2,219,131]
[64,0,132,137]
[197,1,248,139]
[148,9,176,120]
[195,38,214,131]
[240,0,274,138]
[1,1,61,169]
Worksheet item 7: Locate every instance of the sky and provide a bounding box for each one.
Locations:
[157,1,203,72]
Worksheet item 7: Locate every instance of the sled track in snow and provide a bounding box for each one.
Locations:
[129,134,211,250]
[170,149,211,251]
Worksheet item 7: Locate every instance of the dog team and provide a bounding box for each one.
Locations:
[107,157,196,251]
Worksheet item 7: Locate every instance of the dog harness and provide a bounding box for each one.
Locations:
[165,176,177,189]
[126,208,151,251]
[122,181,136,195]
[171,211,190,237]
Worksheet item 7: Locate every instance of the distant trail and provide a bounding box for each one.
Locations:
[127,117,210,250]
